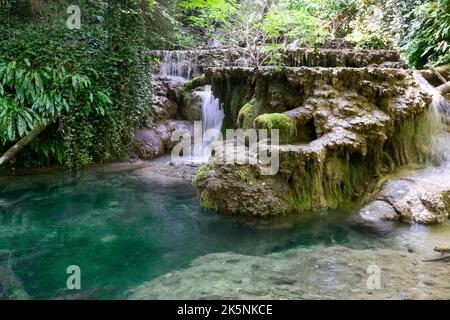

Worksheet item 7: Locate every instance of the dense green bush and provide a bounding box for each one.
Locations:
[0,0,153,169]
[403,0,450,68]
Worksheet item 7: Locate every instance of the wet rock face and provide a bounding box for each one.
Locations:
[131,129,165,160]
[180,90,203,121]
[359,200,399,222]
[131,120,194,160]
[150,76,184,123]
[193,67,434,216]
[360,179,450,225]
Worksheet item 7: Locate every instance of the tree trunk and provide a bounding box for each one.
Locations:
[437,81,450,96]
[420,64,450,83]
[0,119,53,166]
[429,65,447,83]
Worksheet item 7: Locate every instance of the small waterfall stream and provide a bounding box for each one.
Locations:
[413,71,450,177]
[158,51,224,162]
[158,51,200,80]
[199,85,224,147]
[414,72,450,131]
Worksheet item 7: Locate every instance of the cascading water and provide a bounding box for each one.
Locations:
[194,85,225,162]
[158,51,224,163]
[413,71,450,177]
[414,72,450,130]
[158,51,199,80]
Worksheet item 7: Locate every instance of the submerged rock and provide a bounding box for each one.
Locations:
[359,200,399,222]
[127,245,450,300]
[0,266,29,300]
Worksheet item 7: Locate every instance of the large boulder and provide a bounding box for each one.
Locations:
[360,178,450,224]
[359,200,399,222]
[180,91,202,121]
[131,129,165,160]
[153,120,194,151]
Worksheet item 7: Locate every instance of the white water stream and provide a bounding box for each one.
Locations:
[159,52,224,163]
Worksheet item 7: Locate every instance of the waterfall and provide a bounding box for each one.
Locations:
[158,51,199,80]
[414,72,450,130]
[413,71,450,171]
[157,51,224,163]
[200,86,224,139]
[196,85,224,161]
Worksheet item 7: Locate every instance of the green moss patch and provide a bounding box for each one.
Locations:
[237,99,258,130]
[253,113,296,143]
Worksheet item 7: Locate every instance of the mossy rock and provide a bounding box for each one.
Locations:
[192,165,212,187]
[233,166,256,183]
[253,113,296,144]
[237,99,258,130]
[177,75,205,103]
[179,75,206,92]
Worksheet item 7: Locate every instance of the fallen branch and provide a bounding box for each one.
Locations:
[0,119,53,166]
[422,254,450,262]
[428,65,448,84]
[437,81,450,96]
[420,64,450,83]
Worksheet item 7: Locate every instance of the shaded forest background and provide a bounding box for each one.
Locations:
[0,0,448,169]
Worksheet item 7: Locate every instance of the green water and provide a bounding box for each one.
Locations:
[0,169,410,299]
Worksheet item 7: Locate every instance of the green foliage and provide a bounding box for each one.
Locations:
[0,1,153,169]
[347,31,392,49]
[403,0,450,68]
[253,113,296,144]
[259,3,328,45]
[179,0,239,37]
[0,95,38,142]
[287,0,360,37]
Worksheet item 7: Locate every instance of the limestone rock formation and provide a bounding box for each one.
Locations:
[127,245,450,300]
[153,120,194,150]
[131,120,195,160]
[150,76,183,123]
[283,48,406,68]
[193,66,435,216]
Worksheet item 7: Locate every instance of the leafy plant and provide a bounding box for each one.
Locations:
[403,0,450,68]
[0,1,152,169]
